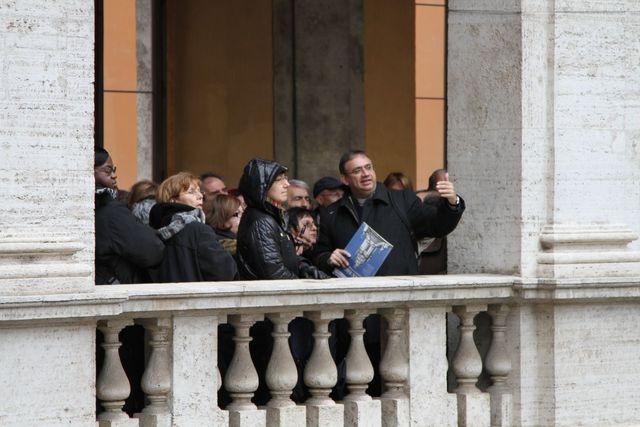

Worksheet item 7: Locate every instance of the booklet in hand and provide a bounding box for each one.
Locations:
[333,222,393,278]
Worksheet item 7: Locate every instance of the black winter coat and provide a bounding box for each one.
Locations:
[236,159,300,280]
[314,185,465,276]
[95,191,164,285]
[149,203,238,282]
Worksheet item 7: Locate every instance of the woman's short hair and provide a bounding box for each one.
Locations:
[94,147,110,168]
[204,194,241,230]
[157,172,200,204]
[383,172,413,191]
[286,207,316,233]
[127,180,158,209]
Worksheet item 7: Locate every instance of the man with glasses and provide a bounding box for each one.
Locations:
[313,149,465,276]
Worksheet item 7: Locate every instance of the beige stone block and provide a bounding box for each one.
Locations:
[489,392,512,427]
[133,412,171,427]
[266,405,306,427]
[457,393,490,427]
[98,418,139,427]
[229,409,267,427]
[306,404,344,427]
[344,399,381,427]
[379,398,409,427]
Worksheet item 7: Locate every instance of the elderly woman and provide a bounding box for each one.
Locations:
[149,172,237,282]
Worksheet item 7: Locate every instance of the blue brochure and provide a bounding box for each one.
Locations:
[333,222,393,278]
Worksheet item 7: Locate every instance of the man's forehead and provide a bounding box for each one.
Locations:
[203,177,224,186]
[290,186,309,194]
[345,154,371,167]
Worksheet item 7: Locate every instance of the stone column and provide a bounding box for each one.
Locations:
[343,309,380,427]
[303,310,344,427]
[171,314,228,426]
[485,305,512,427]
[265,312,306,427]
[378,308,409,427]
[134,318,171,427]
[451,305,489,427]
[225,314,266,427]
[407,307,457,427]
[97,319,138,427]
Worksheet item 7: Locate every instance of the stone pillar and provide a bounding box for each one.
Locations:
[343,310,380,427]
[447,0,640,279]
[451,305,489,427]
[407,307,456,427]
[378,308,410,427]
[225,314,267,427]
[303,310,344,427]
[97,319,138,427]
[485,305,512,427]
[134,318,171,427]
[171,315,228,426]
[265,312,306,427]
[273,0,364,182]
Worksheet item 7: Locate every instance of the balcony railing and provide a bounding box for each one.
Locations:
[1,274,516,427]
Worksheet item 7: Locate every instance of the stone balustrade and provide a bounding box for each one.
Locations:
[2,275,517,426]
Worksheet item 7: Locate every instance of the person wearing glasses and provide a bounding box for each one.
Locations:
[148,172,237,282]
[94,148,164,285]
[313,149,465,277]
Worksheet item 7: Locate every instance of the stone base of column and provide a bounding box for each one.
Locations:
[306,404,344,427]
[266,405,306,427]
[457,393,490,427]
[133,412,171,427]
[98,418,139,427]
[379,397,409,427]
[344,399,381,427]
[215,409,230,425]
[490,392,512,427]
[229,409,266,427]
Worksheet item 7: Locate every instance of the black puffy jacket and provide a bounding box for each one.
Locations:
[95,191,164,285]
[149,203,238,282]
[236,159,302,280]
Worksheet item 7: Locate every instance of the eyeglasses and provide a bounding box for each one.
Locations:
[183,188,202,196]
[97,165,117,175]
[274,174,289,182]
[345,163,373,176]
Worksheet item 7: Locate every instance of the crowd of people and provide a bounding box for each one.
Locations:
[94,148,464,286]
[94,147,465,409]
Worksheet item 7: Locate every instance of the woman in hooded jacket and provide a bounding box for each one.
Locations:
[149,172,238,282]
[236,158,326,280]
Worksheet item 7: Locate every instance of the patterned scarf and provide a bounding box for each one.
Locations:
[156,208,205,241]
[95,186,118,200]
[131,198,156,226]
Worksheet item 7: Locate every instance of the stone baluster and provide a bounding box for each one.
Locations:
[265,312,306,426]
[134,318,171,427]
[304,310,344,427]
[452,305,490,427]
[379,308,409,399]
[343,310,380,427]
[378,308,409,427]
[97,319,138,427]
[224,314,266,427]
[485,304,512,427]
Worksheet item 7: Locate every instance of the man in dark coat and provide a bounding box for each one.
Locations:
[314,150,465,276]
[94,148,164,285]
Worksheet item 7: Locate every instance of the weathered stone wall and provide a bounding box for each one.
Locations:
[0,0,95,294]
[447,0,640,278]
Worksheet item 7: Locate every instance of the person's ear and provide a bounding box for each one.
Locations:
[340,175,349,185]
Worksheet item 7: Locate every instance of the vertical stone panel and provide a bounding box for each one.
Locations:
[0,0,94,293]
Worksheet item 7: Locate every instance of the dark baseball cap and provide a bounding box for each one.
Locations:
[313,176,344,198]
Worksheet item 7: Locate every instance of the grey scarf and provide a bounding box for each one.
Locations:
[157,208,205,241]
[131,198,156,225]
